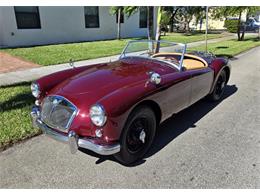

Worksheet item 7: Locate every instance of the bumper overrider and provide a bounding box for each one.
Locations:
[31,106,120,155]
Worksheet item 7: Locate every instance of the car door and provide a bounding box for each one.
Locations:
[187,67,214,105]
[153,70,192,120]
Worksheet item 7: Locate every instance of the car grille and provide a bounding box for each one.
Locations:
[40,96,77,133]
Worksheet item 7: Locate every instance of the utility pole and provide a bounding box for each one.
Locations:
[205,6,209,52]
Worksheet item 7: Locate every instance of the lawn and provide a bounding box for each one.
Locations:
[162,32,226,43]
[1,32,227,66]
[189,37,260,58]
[0,83,40,150]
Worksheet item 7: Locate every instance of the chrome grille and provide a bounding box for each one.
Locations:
[41,96,77,133]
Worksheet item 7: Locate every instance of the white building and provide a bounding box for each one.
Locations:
[0,6,157,48]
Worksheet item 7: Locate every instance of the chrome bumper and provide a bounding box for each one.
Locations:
[31,106,120,155]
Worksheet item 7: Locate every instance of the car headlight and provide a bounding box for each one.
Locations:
[89,104,107,127]
[31,82,41,98]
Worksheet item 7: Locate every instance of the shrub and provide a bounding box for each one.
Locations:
[224,19,239,33]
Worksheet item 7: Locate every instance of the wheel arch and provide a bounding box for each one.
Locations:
[131,100,162,127]
[223,66,231,84]
[209,64,231,94]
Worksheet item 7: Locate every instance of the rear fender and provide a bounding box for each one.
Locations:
[209,58,231,94]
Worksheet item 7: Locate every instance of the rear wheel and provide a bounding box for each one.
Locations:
[114,106,156,165]
[208,70,227,101]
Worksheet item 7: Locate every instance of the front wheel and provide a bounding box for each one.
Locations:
[208,70,227,101]
[114,106,156,165]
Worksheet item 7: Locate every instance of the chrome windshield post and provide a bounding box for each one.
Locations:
[179,44,187,71]
[119,41,130,60]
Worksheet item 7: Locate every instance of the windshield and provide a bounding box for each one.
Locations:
[120,40,187,70]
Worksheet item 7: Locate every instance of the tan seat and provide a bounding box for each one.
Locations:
[183,59,206,70]
[152,52,208,70]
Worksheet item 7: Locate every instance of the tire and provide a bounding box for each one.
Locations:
[208,70,227,101]
[114,106,156,165]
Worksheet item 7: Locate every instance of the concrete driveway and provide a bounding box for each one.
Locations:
[0,52,40,74]
[0,47,259,188]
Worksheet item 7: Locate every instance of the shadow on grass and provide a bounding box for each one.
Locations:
[216,46,229,49]
[215,54,238,60]
[79,84,238,167]
[241,37,260,42]
[0,82,34,112]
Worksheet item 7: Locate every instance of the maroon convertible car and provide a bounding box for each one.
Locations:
[31,40,231,164]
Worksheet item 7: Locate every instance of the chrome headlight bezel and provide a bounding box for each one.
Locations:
[31,82,41,98]
[89,104,107,127]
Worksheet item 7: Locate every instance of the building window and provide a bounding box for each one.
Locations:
[139,7,147,28]
[14,6,41,29]
[84,6,99,28]
[116,12,124,23]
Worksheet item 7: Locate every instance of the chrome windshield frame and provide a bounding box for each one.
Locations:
[119,40,187,71]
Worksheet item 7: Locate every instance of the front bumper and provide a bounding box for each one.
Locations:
[31,106,120,155]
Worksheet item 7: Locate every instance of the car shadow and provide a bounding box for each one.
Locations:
[146,84,237,158]
[79,84,238,167]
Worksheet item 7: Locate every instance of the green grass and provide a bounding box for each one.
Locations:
[0,83,40,150]
[1,33,226,66]
[189,37,260,58]
[1,39,132,66]
[161,32,226,43]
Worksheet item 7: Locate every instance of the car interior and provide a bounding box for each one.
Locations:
[152,52,208,70]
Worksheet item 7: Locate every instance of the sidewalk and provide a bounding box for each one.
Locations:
[0,35,236,86]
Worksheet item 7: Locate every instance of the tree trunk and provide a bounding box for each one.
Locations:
[199,18,203,32]
[147,6,151,40]
[169,7,174,33]
[237,11,242,41]
[185,21,190,32]
[170,8,179,32]
[155,6,162,53]
[258,26,260,40]
[117,8,121,40]
[241,25,245,40]
[169,16,174,32]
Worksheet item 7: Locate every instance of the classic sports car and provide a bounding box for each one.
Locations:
[31,40,231,164]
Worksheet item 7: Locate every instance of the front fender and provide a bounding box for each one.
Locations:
[97,79,159,141]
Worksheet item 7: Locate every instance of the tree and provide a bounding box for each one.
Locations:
[212,6,260,41]
[124,6,154,40]
[155,6,162,53]
[110,6,124,40]
[160,10,171,36]
[162,7,180,32]
[173,6,204,32]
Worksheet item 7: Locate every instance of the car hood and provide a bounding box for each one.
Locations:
[51,58,174,98]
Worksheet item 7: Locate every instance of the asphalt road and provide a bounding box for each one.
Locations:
[0,47,259,188]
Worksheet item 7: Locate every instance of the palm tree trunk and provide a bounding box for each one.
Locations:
[237,11,242,41]
[147,6,151,40]
[155,6,162,53]
[117,8,121,40]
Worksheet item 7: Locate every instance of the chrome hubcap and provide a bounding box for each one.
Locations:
[126,117,149,153]
[139,129,146,143]
[221,82,225,89]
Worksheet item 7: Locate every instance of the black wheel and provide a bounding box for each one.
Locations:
[208,70,227,101]
[114,106,156,165]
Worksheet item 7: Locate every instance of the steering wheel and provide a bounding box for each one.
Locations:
[163,56,179,64]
